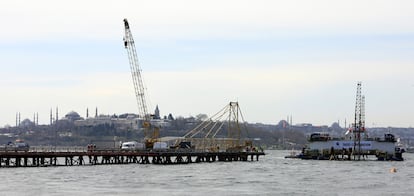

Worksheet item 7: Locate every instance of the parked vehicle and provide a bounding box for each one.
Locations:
[4,139,30,152]
[121,141,145,150]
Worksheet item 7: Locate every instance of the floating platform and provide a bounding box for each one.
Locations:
[0,150,265,167]
[284,151,404,161]
[285,132,405,161]
[284,146,405,161]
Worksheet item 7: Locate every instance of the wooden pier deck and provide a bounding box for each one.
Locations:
[0,149,265,167]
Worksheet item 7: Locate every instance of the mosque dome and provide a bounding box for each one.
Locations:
[20,119,34,127]
[65,111,82,121]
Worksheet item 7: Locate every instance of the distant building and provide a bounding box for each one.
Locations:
[20,119,35,127]
[64,111,83,121]
[74,113,140,130]
[167,113,174,121]
[69,106,172,130]
[150,119,171,128]
[154,105,160,119]
[277,120,290,128]
[295,123,313,127]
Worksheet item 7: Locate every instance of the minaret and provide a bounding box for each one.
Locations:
[18,112,21,127]
[286,115,290,129]
[345,118,347,129]
[16,113,18,127]
[95,107,98,118]
[56,107,59,122]
[50,108,53,125]
[36,112,39,125]
[86,108,89,118]
[33,113,36,125]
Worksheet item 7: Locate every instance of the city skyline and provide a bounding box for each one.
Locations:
[1,0,413,127]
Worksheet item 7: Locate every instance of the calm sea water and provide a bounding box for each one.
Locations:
[0,150,413,196]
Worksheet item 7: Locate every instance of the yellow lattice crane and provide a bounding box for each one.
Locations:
[123,18,159,148]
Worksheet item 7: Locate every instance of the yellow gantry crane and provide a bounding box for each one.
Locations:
[123,18,159,148]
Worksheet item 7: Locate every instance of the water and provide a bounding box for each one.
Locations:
[1,150,413,195]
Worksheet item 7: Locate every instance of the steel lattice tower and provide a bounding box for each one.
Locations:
[353,82,363,160]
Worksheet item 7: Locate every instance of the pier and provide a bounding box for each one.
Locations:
[0,148,265,167]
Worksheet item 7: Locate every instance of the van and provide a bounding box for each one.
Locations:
[121,141,145,150]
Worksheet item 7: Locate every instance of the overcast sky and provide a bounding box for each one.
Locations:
[0,0,413,127]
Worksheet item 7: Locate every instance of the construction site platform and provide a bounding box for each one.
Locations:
[0,149,265,167]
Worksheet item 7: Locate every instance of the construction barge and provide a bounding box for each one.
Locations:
[285,132,404,161]
[0,149,264,168]
[285,82,405,161]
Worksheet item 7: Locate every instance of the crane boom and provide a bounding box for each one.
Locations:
[123,19,159,147]
[123,19,149,122]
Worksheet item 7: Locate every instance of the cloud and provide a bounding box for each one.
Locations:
[1,0,414,42]
[1,58,413,127]
[1,0,414,127]
[143,61,413,125]
[0,72,135,125]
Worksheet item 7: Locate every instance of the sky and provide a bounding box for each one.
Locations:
[0,0,413,127]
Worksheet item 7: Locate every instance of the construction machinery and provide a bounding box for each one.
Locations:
[123,18,159,148]
[353,82,365,160]
[286,82,404,161]
[176,102,254,152]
